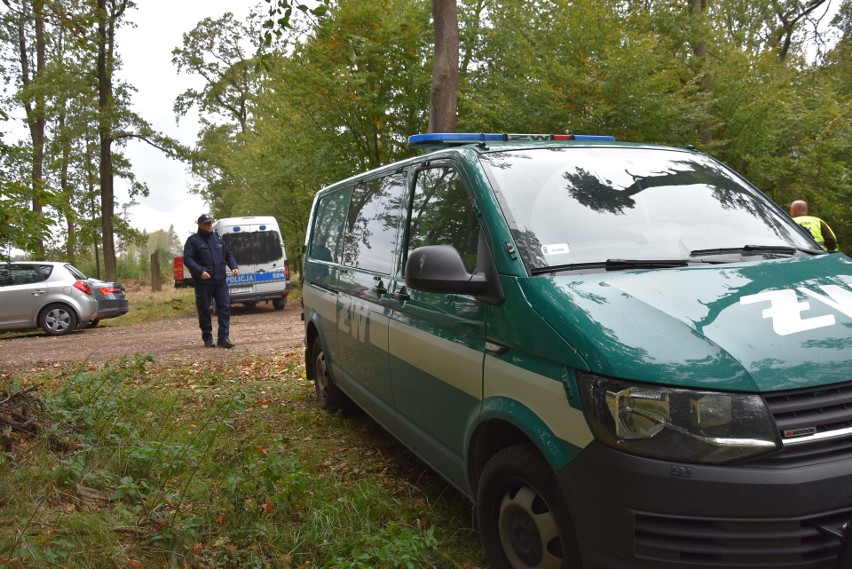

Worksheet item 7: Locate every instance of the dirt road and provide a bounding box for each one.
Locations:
[0,301,304,376]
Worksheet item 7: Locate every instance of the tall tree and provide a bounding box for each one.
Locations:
[172,12,264,137]
[7,0,47,258]
[95,0,125,280]
[261,0,459,133]
[429,0,458,132]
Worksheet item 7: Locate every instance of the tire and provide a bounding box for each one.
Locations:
[87,319,100,329]
[38,304,79,336]
[311,336,351,411]
[477,444,583,569]
[273,297,286,310]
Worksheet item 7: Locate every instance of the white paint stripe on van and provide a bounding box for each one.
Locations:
[389,321,483,400]
[304,285,337,323]
[370,311,390,349]
[485,357,594,449]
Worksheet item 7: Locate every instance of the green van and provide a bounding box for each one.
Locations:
[301,133,852,569]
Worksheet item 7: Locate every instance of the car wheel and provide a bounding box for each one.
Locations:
[311,336,350,411]
[477,444,582,569]
[87,319,100,329]
[273,297,286,310]
[38,304,78,336]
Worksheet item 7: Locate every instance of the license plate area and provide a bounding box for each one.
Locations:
[230,286,252,295]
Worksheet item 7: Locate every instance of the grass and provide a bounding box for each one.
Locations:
[0,288,486,568]
[109,284,199,326]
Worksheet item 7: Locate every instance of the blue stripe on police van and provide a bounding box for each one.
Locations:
[227,271,287,285]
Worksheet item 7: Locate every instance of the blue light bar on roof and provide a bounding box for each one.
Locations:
[572,134,616,141]
[408,133,504,148]
[408,132,615,148]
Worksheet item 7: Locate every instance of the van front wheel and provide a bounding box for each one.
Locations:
[311,336,350,411]
[477,444,582,569]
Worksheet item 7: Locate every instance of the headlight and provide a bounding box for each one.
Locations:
[577,372,780,464]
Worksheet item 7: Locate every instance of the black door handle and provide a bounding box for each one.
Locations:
[393,286,410,302]
[372,280,387,295]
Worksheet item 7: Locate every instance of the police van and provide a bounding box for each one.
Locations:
[301,133,852,569]
[214,216,289,310]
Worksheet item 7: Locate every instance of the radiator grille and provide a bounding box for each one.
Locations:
[634,509,849,567]
[758,380,852,466]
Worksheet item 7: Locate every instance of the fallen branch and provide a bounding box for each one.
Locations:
[0,386,48,439]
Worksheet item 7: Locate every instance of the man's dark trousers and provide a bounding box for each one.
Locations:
[194,282,231,342]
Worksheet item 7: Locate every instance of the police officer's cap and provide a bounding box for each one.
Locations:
[197,214,214,224]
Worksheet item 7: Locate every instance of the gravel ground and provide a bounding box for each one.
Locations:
[0,300,305,376]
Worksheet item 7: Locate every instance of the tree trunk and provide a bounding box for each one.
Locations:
[428,0,459,133]
[97,0,116,280]
[17,0,47,259]
[687,0,712,145]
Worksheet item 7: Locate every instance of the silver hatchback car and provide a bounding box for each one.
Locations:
[0,262,100,336]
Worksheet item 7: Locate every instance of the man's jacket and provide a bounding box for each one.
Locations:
[183,231,238,284]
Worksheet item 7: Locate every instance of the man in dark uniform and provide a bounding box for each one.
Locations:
[183,214,240,348]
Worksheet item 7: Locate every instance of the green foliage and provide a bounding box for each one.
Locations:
[181,0,432,271]
[0,352,482,567]
[183,0,849,258]
[2,0,850,259]
[329,520,440,568]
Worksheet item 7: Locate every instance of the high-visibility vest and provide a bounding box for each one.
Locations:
[794,215,828,250]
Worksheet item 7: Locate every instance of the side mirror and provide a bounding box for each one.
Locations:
[404,243,504,305]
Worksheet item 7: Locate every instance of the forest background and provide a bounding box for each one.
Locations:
[1,0,850,282]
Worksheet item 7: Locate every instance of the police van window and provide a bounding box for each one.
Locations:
[407,167,479,273]
[342,172,407,274]
[310,187,352,264]
[223,230,282,265]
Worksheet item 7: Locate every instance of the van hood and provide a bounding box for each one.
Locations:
[522,255,852,392]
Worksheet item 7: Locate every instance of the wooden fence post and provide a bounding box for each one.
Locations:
[150,251,162,291]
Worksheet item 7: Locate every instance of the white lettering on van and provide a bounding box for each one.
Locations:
[338,298,368,343]
[740,284,852,336]
[352,303,368,342]
[798,285,852,318]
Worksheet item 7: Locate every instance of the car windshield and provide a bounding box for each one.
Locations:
[479,147,817,272]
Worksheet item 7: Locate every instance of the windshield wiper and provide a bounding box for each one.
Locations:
[531,258,690,275]
[604,258,690,270]
[690,245,820,257]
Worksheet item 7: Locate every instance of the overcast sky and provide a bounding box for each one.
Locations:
[116,0,258,243]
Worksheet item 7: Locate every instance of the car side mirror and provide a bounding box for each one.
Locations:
[404,243,504,305]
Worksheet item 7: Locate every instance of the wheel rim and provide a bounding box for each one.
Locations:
[45,308,71,333]
[498,483,563,569]
[315,349,330,403]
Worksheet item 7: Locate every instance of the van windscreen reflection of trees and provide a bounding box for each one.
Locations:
[343,173,407,274]
[410,168,479,273]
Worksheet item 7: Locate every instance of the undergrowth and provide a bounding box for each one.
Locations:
[0,352,483,568]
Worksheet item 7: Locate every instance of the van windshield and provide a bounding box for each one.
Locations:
[479,147,817,272]
[222,231,283,265]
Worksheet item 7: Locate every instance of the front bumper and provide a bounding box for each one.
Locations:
[560,441,852,568]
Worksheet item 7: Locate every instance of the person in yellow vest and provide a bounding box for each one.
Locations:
[790,200,839,252]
